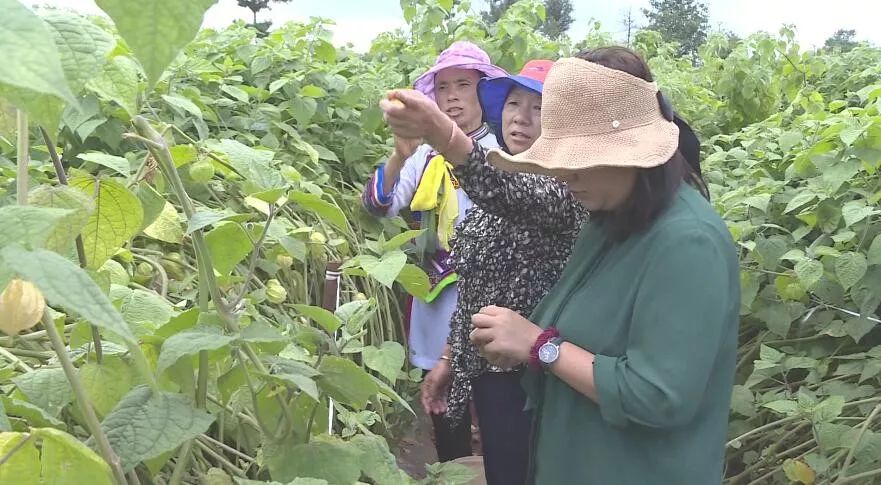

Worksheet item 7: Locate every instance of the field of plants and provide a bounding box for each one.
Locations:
[0,0,880,483]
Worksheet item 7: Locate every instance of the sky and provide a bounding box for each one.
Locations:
[31,0,881,52]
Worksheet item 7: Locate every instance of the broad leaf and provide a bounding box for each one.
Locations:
[835,252,868,290]
[86,56,142,118]
[204,222,253,275]
[0,205,71,250]
[395,264,430,299]
[359,251,407,288]
[316,356,379,410]
[41,11,115,95]
[156,327,236,375]
[77,152,131,177]
[794,259,824,290]
[162,94,202,119]
[36,427,113,485]
[0,246,137,345]
[0,396,65,429]
[135,183,166,230]
[868,234,881,266]
[95,0,218,87]
[362,341,405,383]
[294,304,341,334]
[70,176,144,270]
[79,356,134,418]
[0,0,76,103]
[265,435,361,484]
[100,386,215,471]
[143,202,183,243]
[113,287,175,331]
[29,185,94,254]
[12,368,73,417]
[0,432,40,485]
[289,192,348,233]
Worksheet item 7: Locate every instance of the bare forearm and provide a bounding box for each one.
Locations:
[381,154,405,193]
[548,342,598,402]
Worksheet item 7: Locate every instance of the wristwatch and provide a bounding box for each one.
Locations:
[538,337,564,369]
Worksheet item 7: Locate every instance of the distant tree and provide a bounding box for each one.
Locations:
[621,8,638,46]
[482,0,575,39]
[541,0,574,39]
[642,0,710,61]
[824,29,859,53]
[236,0,293,31]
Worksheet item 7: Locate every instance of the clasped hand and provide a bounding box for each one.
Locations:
[469,306,543,369]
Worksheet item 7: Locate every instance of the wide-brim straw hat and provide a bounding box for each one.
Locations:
[487,57,680,176]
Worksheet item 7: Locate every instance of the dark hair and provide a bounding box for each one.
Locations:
[575,47,709,241]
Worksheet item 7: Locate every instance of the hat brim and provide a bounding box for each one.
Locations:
[414,61,508,100]
[478,75,544,130]
[487,117,680,176]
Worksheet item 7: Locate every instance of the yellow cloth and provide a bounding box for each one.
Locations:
[410,154,457,251]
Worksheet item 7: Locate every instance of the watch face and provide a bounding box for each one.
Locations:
[538,342,559,364]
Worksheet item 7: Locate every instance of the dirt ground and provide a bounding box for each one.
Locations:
[393,404,484,481]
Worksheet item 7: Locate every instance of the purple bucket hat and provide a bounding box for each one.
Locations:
[413,41,509,101]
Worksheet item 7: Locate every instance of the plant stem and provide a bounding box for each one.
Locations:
[168,441,193,485]
[16,110,28,205]
[835,467,881,485]
[197,434,255,464]
[726,415,801,448]
[232,206,276,306]
[0,346,34,372]
[39,126,103,363]
[132,254,169,298]
[42,311,128,485]
[836,403,881,484]
[194,439,246,477]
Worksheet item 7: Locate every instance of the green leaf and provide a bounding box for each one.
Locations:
[359,251,407,288]
[264,436,360,484]
[268,373,319,402]
[0,0,76,103]
[868,234,881,266]
[812,396,845,423]
[70,176,144,270]
[79,356,134,418]
[12,368,73,417]
[335,300,377,334]
[41,11,115,95]
[0,85,66,135]
[293,304,341,334]
[135,183,166,230]
[841,200,875,226]
[763,400,798,416]
[186,209,242,235]
[250,56,271,75]
[784,192,817,214]
[221,85,248,103]
[86,56,142,118]
[162,94,202,119]
[290,97,317,127]
[299,85,327,98]
[115,287,175,331]
[156,327,236,375]
[757,302,795,337]
[77,152,131,176]
[0,246,137,345]
[143,202,183,244]
[95,0,218,87]
[795,259,824,290]
[100,386,215,471]
[289,192,348,233]
[845,317,876,344]
[0,432,40,485]
[29,185,94,254]
[316,356,379,410]
[381,230,423,251]
[362,341,405,383]
[36,427,113,485]
[0,205,71,250]
[0,396,64,429]
[169,144,198,168]
[835,252,868,290]
[395,264,430,299]
[204,222,253,275]
[0,400,11,432]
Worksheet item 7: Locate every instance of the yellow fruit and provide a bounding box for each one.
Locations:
[0,279,46,336]
[309,232,326,245]
[275,254,294,268]
[188,160,215,183]
[265,279,287,304]
[354,292,367,301]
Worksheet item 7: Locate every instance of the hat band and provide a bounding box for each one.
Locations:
[542,113,663,138]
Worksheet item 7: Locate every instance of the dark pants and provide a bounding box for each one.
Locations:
[423,370,473,462]
[472,370,532,485]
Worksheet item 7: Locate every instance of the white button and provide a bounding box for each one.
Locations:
[612,120,621,129]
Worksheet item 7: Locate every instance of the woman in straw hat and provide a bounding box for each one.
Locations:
[412,59,586,485]
[363,40,507,463]
[383,47,737,484]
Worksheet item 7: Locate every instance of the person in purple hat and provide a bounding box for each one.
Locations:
[361,41,507,463]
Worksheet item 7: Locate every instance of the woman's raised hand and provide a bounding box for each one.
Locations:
[380,89,450,147]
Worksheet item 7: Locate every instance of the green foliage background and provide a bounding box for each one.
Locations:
[0,0,880,484]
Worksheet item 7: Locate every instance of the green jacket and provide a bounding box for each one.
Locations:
[523,185,740,484]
